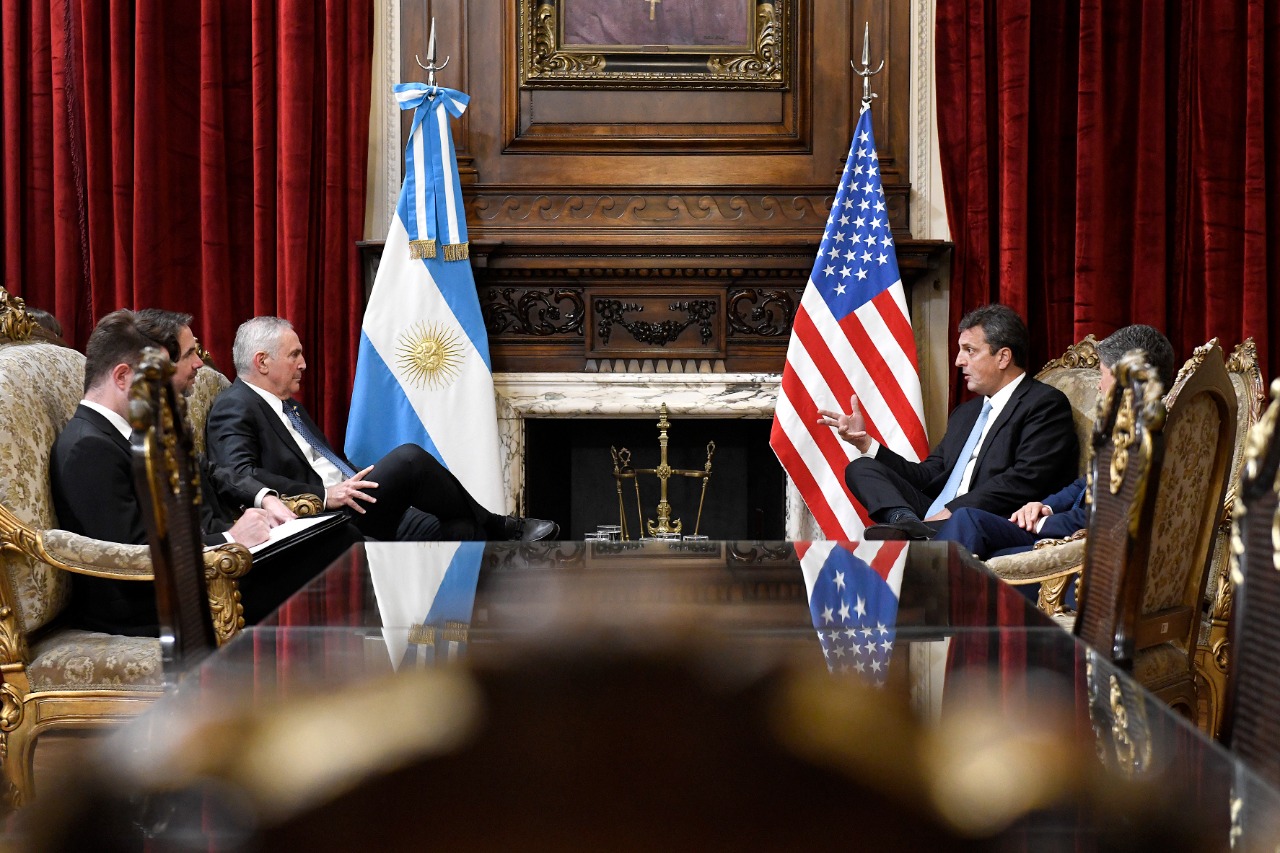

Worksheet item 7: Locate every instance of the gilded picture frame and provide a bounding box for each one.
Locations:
[517,0,791,90]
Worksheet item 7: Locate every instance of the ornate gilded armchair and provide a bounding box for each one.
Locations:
[1132,342,1237,719]
[1074,343,1236,722]
[986,336,1099,613]
[0,290,250,806]
[1192,340,1265,737]
[130,349,222,677]
[1221,379,1280,786]
[1074,352,1168,664]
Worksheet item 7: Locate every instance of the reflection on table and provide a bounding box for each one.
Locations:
[17,541,1280,851]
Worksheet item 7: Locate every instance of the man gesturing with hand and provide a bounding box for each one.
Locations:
[818,304,1077,540]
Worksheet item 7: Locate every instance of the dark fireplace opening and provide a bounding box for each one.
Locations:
[525,418,786,541]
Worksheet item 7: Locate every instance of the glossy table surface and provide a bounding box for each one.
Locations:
[43,541,1280,850]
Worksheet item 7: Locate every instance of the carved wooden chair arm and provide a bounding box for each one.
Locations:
[202,543,253,645]
[282,493,324,517]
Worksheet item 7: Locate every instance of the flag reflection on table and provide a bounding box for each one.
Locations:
[799,541,907,686]
[368,542,484,669]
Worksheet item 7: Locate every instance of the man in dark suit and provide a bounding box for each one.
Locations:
[818,304,1078,540]
[50,310,362,634]
[205,316,557,543]
[936,324,1176,559]
[134,308,367,621]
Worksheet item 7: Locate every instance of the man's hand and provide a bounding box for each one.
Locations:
[924,508,951,523]
[227,508,273,547]
[260,494,297,525]
[817,394,872,453]
[1010,501,1051,531]
[325,465,379,513]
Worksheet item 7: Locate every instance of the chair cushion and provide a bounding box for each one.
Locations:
[27,629,163,692]
[0,342,85,632]
[1133,642,1191,691]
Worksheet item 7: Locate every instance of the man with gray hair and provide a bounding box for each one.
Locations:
[935,323,1176,559]
[206,316,557,542]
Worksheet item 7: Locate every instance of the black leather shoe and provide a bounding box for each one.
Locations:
[502,516,559,542]
[864,519,936,541]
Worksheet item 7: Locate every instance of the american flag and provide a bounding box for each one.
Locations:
[770,99,928,538]
[799,540,907,687]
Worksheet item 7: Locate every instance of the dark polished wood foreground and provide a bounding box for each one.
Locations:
[21,541,1280,850]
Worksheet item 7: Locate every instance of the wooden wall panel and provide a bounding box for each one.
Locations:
[385,0,949,374]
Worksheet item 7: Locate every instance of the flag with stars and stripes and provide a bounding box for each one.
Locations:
[799,540,907,686]
[770,99,928,539]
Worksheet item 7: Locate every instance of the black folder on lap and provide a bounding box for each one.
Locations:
[244,512,348,562]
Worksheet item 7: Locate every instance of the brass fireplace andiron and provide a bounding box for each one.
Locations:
[610,403,715,540]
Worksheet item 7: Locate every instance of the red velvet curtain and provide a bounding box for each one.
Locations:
[0,0,371,441]
[937,0,1280,386]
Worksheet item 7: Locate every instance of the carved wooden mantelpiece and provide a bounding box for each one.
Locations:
[357,235,950,374]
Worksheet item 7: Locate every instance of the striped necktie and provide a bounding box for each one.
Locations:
[283,399,355,479]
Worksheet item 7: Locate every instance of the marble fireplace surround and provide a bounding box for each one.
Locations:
[493,372,820,541]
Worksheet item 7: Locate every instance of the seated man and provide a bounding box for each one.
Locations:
[205,316,557,543]
[935,324,1176,560]
[819,304,1078,540]
[136,308,299,528]
[135,308,367,622]
[50,310,360,634]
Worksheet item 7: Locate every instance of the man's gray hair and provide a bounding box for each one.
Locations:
[232,316,294,377]
[1096,324,1176,388]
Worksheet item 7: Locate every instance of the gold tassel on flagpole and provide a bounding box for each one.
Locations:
[409,239,437,259]
[442,241,469,262]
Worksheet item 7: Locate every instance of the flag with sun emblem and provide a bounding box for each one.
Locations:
[346,83,504,511]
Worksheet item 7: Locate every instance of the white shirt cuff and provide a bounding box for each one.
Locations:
[1033,507,1053,534]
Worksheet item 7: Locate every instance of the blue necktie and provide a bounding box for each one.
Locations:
[926,399,993,517]
[283,399,356,479]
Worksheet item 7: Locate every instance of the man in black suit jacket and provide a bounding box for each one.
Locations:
[134,308,367,621]
[204,316,556,543]
[935,323,1176,560]
[818,304,1078,540]
[50,310,361,634]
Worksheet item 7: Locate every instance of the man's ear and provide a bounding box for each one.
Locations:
[110,361,133,392]
[996,347,1013,369]
[253,350,270,374]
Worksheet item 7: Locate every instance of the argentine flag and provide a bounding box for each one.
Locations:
[367,541,484,669]
[346,82,504,512]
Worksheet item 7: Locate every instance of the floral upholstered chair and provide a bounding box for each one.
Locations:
[1191,340,1265,737]
[1078,342,1237,722]
[986,336,1100,614]
[1221,378,1280,786]
[0,290,251,806]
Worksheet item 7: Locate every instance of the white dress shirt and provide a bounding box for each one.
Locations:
[243,381,346,489]
[955,371,1025,497]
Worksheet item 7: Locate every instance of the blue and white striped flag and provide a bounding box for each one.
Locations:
[367,541,485,669]
[346,82,504,511]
